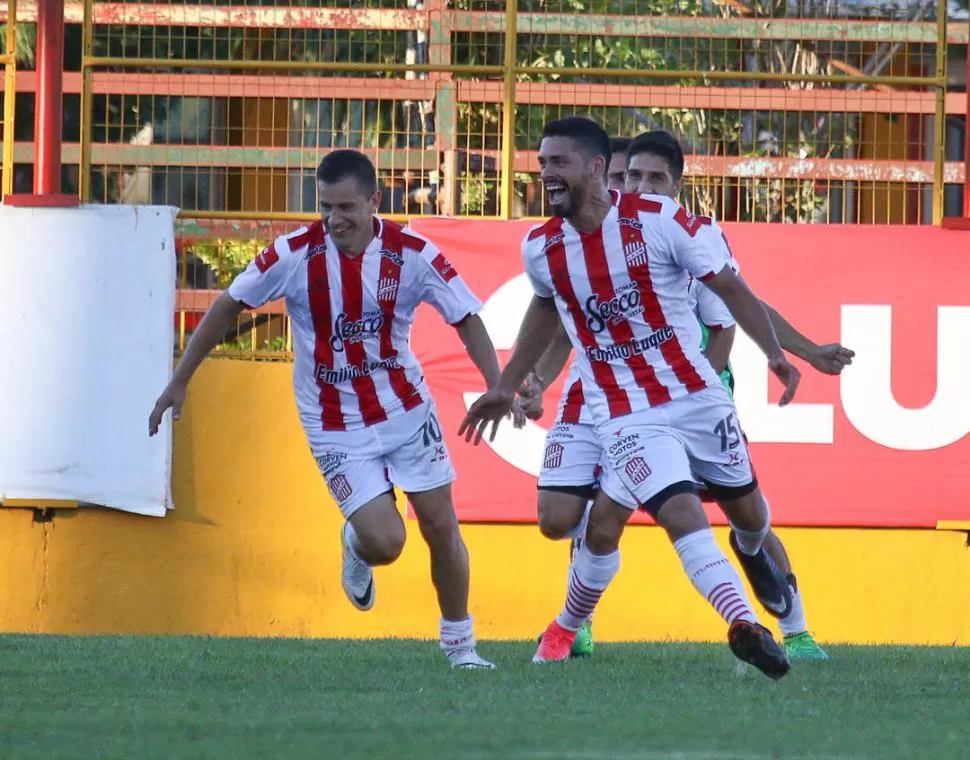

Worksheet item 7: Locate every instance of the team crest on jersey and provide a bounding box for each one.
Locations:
[331,310,384,352]
[543,442,564,469]
[623,240,648,268]
[377,277,399,302]
[618,216,643,230]
[380,248,404,267]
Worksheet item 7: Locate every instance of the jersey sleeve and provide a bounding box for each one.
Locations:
[693,221,738,329]
[521,229,555,298]
[227,236,300,309]
[660,202,731,282]
[415,237,483,325]
[695,281,736,330]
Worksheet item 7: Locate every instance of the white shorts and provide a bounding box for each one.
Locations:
[598,385,755,513]
[537,421,637,509]
[311,401,455,519]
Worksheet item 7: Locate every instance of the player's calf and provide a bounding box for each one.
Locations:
[714,485,792,619]
[652,490,770,634]
[411,485,495,669]
[341,494,407,612]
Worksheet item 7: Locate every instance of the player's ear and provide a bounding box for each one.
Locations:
[673,177,685,198]
[369,190,382,213]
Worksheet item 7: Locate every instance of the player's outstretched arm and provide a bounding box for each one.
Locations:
[459,295,559,444]
[761,300,855,376]
[455,313,502,389]
[148,292,246,436]
[703,268,801,406]
[455,314,527,428]
[519,319,573,420]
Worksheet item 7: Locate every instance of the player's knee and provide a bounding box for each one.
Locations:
[655,494,710,541]
[537,504,574,540]
[367,521,406,565]
[537,490,587,540]
[583,520,621,554]
[720,488,768,533]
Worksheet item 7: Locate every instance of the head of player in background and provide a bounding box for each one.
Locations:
[606,136,632,190]
[316,149,381,256]
[624,130,685,201]
[538,116,612,219]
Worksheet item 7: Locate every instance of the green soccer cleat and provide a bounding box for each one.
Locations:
[784,631,829,660]
[570,620,595,658]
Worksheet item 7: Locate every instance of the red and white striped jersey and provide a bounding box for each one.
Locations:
[228,216,482,433]
[525,191,730,425]
[689,217,740,331]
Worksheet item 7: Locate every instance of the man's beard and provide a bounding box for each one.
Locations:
[550,184,585,218]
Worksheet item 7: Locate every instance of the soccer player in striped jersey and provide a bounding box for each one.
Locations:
[522,131,849,661]
[462,116,802,678]
[149,149,518,670]
[624,130,849,658]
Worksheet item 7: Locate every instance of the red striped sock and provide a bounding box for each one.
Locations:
[556,545,620,631]
[675,529,756,625]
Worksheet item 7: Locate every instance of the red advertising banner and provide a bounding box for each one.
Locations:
[408,219,970,528]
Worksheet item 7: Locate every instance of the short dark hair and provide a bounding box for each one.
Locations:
[609,137,632,157]
[541,117,612,166]
[315,149,378,195]
[627,130,685,181]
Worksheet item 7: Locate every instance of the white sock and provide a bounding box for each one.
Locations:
[730,521,769,556]
[675,529,757,625]
[439,615,475,653]
[556,544,620,631]
[567,499,594,541]
[779,580,808,637]
[344,522,368,564]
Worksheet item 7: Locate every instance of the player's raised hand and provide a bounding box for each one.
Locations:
[459,387,516,444]
[510,398,528,429]
[516,372,545,421]
[808,343,855,375]
[768,356,800,407]
[148,381,187,437]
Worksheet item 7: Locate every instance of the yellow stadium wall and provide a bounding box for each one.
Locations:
[1,359,968,645]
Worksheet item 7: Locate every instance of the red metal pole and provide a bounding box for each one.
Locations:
[964,46,970,219]
[34,0,65,195]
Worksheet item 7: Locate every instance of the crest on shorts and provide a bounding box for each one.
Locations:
[543,442,564,469]
[624,456,652,484]
[329,474,353,503]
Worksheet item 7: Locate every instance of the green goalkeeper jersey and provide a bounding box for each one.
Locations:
[698,319,735,399]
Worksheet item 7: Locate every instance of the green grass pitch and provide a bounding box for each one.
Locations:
[0,635,966,759]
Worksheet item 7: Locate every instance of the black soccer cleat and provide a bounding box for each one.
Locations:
[728,620,791,681]
[728,531,793,619]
